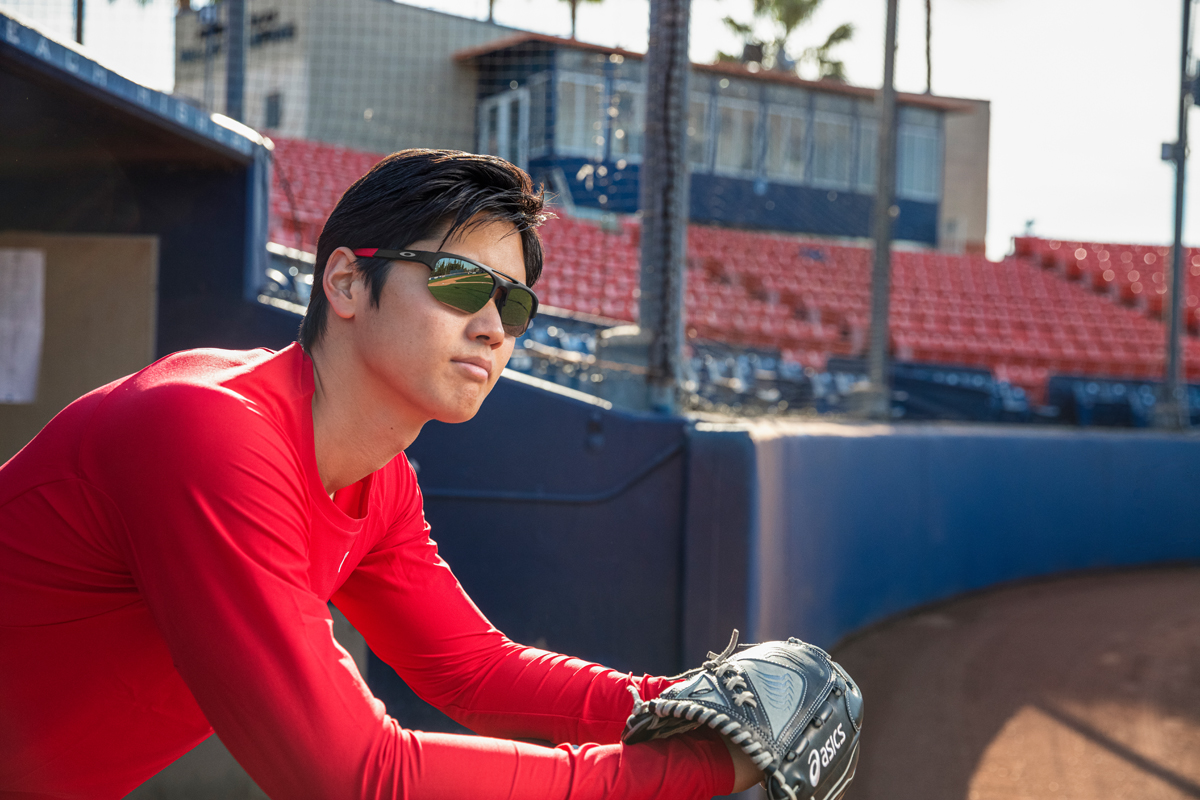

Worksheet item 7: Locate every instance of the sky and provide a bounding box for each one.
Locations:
[4,0,1198,260]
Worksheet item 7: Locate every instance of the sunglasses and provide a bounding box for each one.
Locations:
[351,248,539,337]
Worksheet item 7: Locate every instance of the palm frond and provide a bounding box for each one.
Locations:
[723,15,755,37]
[821,22,854,50]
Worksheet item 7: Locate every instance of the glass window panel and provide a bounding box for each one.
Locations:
[610,85,645,159]
[687,96,710,169]
[857,118,877,191]
[897,125,940,200]
[585,81,604,153]
[529,75,548,156]
[555,79,580,150]
[811,113,852,188]
[765,109,806,180]
[486,104,500,156]
[715,101,757,174]
[555,75,604,155]
[900,106,939,128]
[265,92,282,129]
[507,96,522,164]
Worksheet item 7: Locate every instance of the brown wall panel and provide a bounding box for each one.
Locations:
[0,232,157,462]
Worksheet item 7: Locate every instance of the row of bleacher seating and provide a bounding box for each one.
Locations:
[536,218,1200,399]
[1014,236,1200,326]
[266,134,1198,401]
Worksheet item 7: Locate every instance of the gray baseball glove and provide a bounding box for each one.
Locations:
[622,631,863,800]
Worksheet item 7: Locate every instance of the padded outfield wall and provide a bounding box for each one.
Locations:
[743,422,1200,647]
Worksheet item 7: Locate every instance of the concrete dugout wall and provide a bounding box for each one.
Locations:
[748,422,1200,648]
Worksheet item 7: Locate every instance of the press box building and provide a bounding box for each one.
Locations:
[174,0,990,253]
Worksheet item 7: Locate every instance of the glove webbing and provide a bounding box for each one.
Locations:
[625,630,802,800]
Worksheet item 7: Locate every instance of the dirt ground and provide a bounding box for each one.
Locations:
[830,566,1200,800]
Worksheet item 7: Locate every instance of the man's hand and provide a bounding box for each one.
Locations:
[722,732,764,793]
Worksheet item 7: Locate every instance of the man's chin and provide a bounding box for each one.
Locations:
[436,401,486,425]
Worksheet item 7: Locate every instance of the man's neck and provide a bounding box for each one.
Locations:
[308,342,425,496]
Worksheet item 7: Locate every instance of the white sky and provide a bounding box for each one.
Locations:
[6,0,1198,260]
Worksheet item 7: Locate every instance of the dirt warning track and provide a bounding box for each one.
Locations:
[832,567,1200,800]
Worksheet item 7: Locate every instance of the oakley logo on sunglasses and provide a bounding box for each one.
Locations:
[350,247,539,337]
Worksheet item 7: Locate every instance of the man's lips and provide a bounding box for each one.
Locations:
[452,356,492,381]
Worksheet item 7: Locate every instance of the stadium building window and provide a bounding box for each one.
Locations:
[687,94,712,170]
[478,87,530,169]
[555,73,605,158]
[897,107,941,201]
[765,106,808,182]
[609,80,645,161]
[810,95,853,189]
[811,115,852,189]
[527,73,550,158]
[265,92,282,129]
[714,97,759,176]
[856,117,878,192]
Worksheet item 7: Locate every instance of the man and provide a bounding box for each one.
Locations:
[0,150,759,798]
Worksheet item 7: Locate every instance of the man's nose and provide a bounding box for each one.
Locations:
[470,296,507,345]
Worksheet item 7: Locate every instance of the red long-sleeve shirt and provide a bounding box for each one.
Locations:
[0,344,732,800]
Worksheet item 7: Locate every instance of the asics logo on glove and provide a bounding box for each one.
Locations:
[807,723,847,785]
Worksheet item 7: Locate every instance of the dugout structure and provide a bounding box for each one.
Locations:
[0,10,294,358]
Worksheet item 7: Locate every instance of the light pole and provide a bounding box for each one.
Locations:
[1158,0,1194,428]
[862,0,900,419]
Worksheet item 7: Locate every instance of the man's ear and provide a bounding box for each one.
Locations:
[324,247,361,321]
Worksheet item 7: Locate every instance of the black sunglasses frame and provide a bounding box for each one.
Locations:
[351,248,539,336]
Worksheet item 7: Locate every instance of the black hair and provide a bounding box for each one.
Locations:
[299,149,547,352]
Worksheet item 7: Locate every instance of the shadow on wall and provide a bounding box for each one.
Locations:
[832,567,1200,800]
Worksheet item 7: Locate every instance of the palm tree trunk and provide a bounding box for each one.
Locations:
[488,0,495,23]
[570,0,578,38]
[925,0,932,93]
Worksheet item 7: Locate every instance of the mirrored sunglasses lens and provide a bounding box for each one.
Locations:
[500,287,536,335]
[427,259,494,313]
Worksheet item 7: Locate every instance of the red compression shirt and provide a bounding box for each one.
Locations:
[0,344,733,800]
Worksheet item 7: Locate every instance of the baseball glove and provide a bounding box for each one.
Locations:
[622,631,863,800]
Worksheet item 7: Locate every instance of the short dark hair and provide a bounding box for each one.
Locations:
[299,149,548,352]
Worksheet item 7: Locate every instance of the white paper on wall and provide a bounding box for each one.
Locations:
[0,249,46,404]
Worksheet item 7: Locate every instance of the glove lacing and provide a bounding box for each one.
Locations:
[703,630,758,709]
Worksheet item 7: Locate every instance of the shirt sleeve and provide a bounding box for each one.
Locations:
[90,384,732,800]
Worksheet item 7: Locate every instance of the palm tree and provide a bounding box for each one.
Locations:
[560,0,606,40]
[718,0,853,80]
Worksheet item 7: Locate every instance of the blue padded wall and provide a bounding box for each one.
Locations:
[750,425,1200,648]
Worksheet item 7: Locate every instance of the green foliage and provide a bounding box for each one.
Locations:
[720,0,853,81]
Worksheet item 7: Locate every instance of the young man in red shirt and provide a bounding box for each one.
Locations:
[0,150,759,798]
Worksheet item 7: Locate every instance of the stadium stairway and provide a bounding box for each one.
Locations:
[265,135,1198,404]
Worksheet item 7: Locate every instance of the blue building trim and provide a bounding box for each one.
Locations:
[531,154,939,243]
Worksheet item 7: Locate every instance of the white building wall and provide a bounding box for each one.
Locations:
[940,98,991,254]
